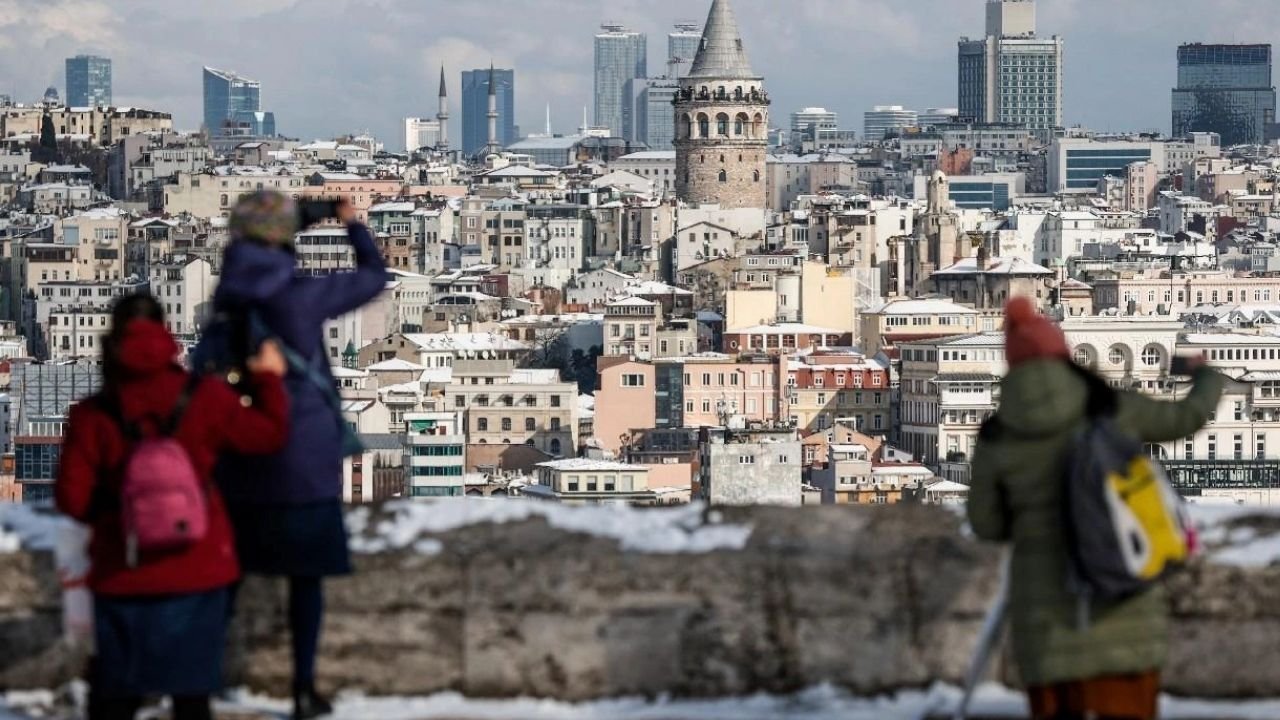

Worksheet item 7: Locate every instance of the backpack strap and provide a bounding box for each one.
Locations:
[101,373,201,442]
[160,374,202,437]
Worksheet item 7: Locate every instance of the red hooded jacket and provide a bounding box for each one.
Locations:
[55,320,289,596]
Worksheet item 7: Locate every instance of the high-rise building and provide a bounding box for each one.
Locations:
[404,118,443,153]
[65,55,111,107]
[633,77,680,150]
[1172,44,1276,147]
[918,107,960,128]
[957,0,1062,136]
[669,23,703,78]
[791,107,838,144]
[203,66,261,136]
[461,68,515,158]
[864,105,918,141]
[674,0,769,209]
[595,24,647,138]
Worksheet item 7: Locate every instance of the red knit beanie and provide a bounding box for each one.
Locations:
[1004,297,1070,368]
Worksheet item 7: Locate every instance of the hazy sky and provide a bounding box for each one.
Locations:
[3,0,1278,148]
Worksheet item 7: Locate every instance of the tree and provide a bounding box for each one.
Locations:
[31,111,62,165]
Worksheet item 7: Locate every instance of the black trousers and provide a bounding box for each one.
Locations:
[88,693,212,720]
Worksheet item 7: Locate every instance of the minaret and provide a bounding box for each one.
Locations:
[435,66,449,151]
[484,64,501,156]
[674,0,769,209]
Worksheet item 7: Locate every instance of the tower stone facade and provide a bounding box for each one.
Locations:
[674,0,769,210]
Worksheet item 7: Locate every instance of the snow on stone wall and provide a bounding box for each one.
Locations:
[2,502,1280,702]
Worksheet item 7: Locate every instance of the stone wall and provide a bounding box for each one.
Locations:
[2,503,1279,700]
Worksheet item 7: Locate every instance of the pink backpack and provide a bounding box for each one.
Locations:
[111,379,207,567]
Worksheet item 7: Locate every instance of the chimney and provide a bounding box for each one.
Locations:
[976,244,989,271]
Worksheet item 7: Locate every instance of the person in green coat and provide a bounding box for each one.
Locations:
[968,297,1224,720]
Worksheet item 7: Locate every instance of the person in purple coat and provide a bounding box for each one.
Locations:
[213,191,386,720]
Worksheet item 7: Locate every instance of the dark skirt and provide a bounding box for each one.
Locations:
[92,587,230,698]
[225,499,352,577]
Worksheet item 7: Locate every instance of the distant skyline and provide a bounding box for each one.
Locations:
[2,0,1278,145]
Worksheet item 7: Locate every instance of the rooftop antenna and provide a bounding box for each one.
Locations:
[546,104,551,135]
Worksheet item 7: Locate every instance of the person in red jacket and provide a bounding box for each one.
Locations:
[56,294,290,720]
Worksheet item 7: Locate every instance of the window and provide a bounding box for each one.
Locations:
[1258,436,1266,460]
[621,374,645,387]
[550,395,561,407]
[718,170,727,183]
[1234,434,1244,460]
[549,439,562,454]
[550,418,561,431]
[501,418,512,432]
[1184,438,1194,460]
[1130,342,1159,368]
[1207,434,1217,460]
[1108,346,1127,366]
[455,395,465,408]
[525,418,536,431]
[739,455,755,464]
[702,373,711,385]
[477,418,488,432]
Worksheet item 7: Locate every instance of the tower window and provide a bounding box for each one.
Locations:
[753,170,761,182]
[718,170,727,183]
[716,113,729,136]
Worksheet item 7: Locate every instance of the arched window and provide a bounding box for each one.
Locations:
[734,86,743,100]
[718,170,727,183]
[736,112,750,137]
[735,117,745,135]
[1141,344,1163,367]
[550,438,562,455]
[716,113,730,136]
[753,169,761,182]
[679,114,692,140]
[1108,345,1129,367]
[697,114,710,138]
[1073,345,1096,368]
[501,417,512,431]
[525,418,535,431]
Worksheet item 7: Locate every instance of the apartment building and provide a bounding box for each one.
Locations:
[444,361,577,457]
[403,412,467,498]
[786,350,892,433]
[525,458,688,505]
[860,298,991,356]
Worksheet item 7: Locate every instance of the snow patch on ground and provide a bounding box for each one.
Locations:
[1189,504,1280,568]
[0,504,64,554]
[347,500,752,555]
[206,684,1280,720]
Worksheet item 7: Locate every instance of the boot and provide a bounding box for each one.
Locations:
[291,687,332,720]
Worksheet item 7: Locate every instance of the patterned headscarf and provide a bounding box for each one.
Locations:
[229,190,299,247]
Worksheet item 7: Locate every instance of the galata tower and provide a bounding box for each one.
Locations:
[674,0,769,209]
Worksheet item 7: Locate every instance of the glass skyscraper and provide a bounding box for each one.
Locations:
[65,55,112,107]
[203,67,262,136]
[1172,44,1276,146]
[668,24,702,78]
[461,68,516,157]
[594,25,647,138]
[956,1,1062,137]
[632,77,679,150]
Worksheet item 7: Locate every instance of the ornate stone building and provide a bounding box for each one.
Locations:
[674,0,769,210]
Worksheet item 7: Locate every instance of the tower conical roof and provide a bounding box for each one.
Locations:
[688,0,756,79]
[439,66,447,98]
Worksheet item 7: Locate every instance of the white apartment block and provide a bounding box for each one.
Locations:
[149,255,215,336]
[403,412,467,498]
